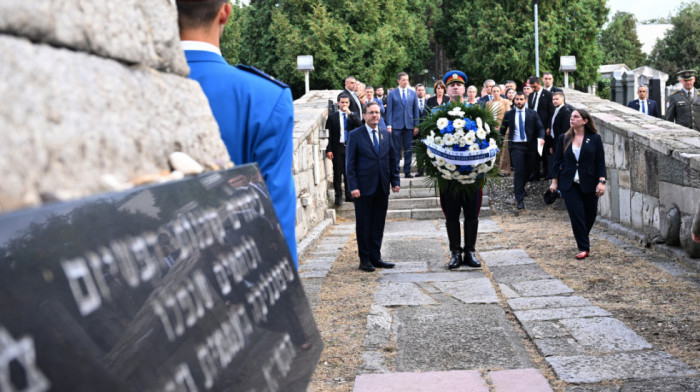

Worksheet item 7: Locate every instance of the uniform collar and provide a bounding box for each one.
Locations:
[181,40,221,56]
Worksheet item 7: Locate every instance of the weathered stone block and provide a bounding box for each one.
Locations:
[642,194,660,231]
[657,153,689,187]
[619,187,631,225]
[618,170,631,189]
[631,192,644,229]
[609,169,620,221]
[614,133,627,169]
[0,36,228,212]
[604,143,615,168]
[658,181,700,215]
[0,0,188,75]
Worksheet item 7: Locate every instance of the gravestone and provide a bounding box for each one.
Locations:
[0,164,321,392]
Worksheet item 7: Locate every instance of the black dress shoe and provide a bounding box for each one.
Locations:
[371,259,395,269]
[517,201,525,210]
[462,251,482,268]
[359,262,376,272]
[404,173,414,178]
[414,172,423,177]
[334,198,343,206]
[448,251,462,270]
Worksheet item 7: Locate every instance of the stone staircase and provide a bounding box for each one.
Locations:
[333,164,491,220]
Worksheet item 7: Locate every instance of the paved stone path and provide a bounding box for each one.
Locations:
[300,218,698,391]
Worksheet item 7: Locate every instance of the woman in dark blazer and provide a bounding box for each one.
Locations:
[426,80,450,110]
[549,109,606,259]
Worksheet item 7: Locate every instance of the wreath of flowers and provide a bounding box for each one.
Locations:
[414,101,502,194]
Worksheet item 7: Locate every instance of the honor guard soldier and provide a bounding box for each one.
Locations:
[440,70,483,270]
[666,70,700,132]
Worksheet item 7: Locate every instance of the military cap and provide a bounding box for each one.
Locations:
[677,70,696,80]
[443,70,468,86]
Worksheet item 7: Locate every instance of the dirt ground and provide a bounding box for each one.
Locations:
[306,178,700,391]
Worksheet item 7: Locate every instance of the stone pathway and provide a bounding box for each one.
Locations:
[300,218,699,391]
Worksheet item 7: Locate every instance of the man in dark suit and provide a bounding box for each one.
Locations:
[346,101,401,271]
[500,92,545,210]
[627,85,660,118]
[338,76,363,121]
[477,79,496,103]
[527,76,555,180]
[548,91,572,177]
[542,72,563,93]
[326,95,362,205]
[386,72,420,178]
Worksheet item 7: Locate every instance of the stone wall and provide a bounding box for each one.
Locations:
[291,91,336,243]
[0,0,230,212]
[565,89,700,257]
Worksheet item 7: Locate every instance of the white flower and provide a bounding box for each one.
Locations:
[484,123,491,132]
[476,129,487,140]
[469,144,480,152]
[458,136,468,147]
[436,118,449,130]
[435,157,446,166]
[443,133,456,146]
[452,118,466,130]
[427,149,435,158]
[434,136,443,145]
[489,138,497,147]
[442,171,454,180]
[464,131,476,145]
[448,108,465,117]
[445,163,456,171]
[425,134,434,144]
[453,130,465,138]
[476,117,483,128]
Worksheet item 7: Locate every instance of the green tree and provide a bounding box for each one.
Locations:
[599,11,646,69]
[435,0,608,89]
[221,0,435,98]
[648,2,700,85]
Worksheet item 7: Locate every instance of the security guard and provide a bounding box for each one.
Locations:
[666,70,700,132]
[440,70,482,270]
[177,0,298,266]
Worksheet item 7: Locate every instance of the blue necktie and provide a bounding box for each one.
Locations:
[641,101,646,114]
[372,130,380,154]
[519,111,526,141]
[402,90,407,105]
[343,112,348,141]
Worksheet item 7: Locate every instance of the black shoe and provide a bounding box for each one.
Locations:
[404,173,414,178]
[448,251,463,269]
[359,261,376,272]
[462,251,482,268]
[334,198,343,206]
[414,172,423,177]
[371,259,395,269]
[517,201,525,210]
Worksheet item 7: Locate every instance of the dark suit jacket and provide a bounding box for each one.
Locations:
[386,88,420,129]
[627,99,660,118]
[338,89,362,118]
[551,133,606,193]
[528,88,554,131]
[346,125,400,196]
[544,86,563,94]
[551,104,572,140]
[500,108,545,152]
[325,110,361,155]
[426,95,450,111]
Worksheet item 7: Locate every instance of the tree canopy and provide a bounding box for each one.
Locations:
[648,2,700,85]
[434,0,608,89]
[599,11,646,69]
[221,0,436,98]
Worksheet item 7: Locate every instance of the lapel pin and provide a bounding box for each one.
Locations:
[585,138,590,143]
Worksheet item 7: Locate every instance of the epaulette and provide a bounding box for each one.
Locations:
[670,90,681,96]
[236,64,289,89]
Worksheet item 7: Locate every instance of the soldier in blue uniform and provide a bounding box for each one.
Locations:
[177,0,298,266]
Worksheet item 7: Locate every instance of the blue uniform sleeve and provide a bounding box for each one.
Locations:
[253,88,298,267]
[386,93,393,128]
[346,132,359,192]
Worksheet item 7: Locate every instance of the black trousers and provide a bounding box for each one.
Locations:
[332,145,349,199]
[509,142,537,202]
[561,183,599,252]
[354,186,389,263]
[439,186,482,222]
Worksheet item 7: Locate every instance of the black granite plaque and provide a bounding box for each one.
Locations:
[0,164,322,392]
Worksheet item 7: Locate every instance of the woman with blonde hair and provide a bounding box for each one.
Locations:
[487,85,512,175]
